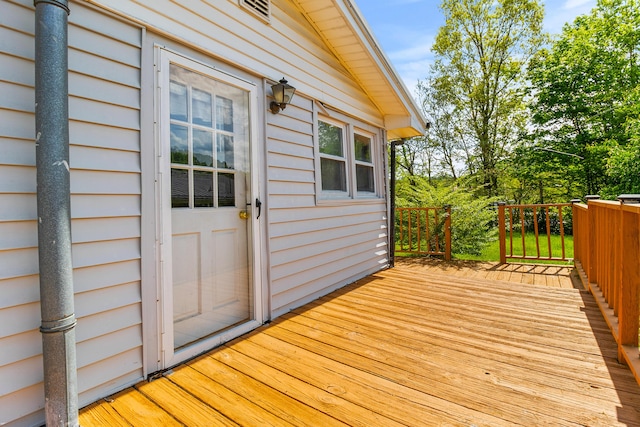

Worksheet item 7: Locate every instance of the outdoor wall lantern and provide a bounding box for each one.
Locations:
[270,78,296,114]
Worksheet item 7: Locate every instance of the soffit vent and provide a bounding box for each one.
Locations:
[240,0,270,21]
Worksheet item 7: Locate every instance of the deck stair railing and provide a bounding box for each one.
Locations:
[497,202,573,264]
[573,195,640,377]
[395,206,451,260]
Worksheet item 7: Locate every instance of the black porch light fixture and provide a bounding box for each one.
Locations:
[270,78,296,114]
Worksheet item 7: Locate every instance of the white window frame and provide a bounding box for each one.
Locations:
[317,117,350,200]
[315,109,382,203]
[353,128,377,197]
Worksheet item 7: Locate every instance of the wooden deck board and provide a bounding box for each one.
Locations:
[80,259,640,426]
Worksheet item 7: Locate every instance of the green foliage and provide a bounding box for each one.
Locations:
[396,176,499,255]
[526,0,640,198]
[427,0,546,196]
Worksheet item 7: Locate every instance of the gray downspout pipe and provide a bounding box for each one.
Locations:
[389,139,404,268]
[34,1,79,426]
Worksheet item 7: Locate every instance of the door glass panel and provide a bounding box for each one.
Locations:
[218,172,235,207]
[216,96,234,132]
[171,168,189,208]
[192,88,213,127]
[170,82,188,121]
[168,61,252,351]
[193,170,214,208]
[217,134,234,169]
[193,130,214,167]
[170,124,189,164]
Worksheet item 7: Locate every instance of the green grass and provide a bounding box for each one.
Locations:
[453,232,573,265]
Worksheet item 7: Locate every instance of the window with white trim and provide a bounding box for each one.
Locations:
[317,115,380,200]
[354,132,375,193]
[319,120,348,195]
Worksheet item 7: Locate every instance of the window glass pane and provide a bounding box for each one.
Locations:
[356,164,375,193]
[321,158,346,191]
[170,124,189,164]
[170,81,188,121]
[193,170,214,207]
[192,88,212,127]
[218,172,235,206]
[319,121,343,157]
[216,97,234,132]
[354,134,372,163]
[171,168,189,208]
[217,134,234,169]
[193,130,214,167]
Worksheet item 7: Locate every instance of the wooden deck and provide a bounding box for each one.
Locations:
[80,259,640,426]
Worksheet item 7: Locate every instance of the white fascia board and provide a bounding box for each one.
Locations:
[337,0,426,133]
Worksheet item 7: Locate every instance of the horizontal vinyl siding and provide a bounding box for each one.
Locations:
[0,1,143,425]
[87,0,383,126]
[266,95,389,317]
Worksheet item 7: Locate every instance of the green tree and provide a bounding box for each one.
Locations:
[428,0,546,196]
[526,0,640,197]
[396,176,498,255]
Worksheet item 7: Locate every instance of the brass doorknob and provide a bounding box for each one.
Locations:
[239,210,248,220]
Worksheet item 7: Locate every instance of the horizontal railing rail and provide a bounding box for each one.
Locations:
[498,202,573,264]
[573,196,640,384]
[395,206,451,260]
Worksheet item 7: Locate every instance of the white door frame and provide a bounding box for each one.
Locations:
[156,48,264,368]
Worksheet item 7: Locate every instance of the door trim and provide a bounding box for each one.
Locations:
[156,48,264,368]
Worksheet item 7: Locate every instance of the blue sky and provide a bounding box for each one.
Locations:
[355,0,598,97]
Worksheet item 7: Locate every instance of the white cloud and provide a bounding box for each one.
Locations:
[562,0,593,10]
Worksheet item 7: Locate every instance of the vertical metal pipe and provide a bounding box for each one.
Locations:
[389,139,404,268]
[34,1,78,425]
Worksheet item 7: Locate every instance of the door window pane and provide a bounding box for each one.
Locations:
[170,124,189,164]
[171,168,189,208]
[193,130,214,167]
[192,88,213,127]
[217,134,234,169]
[170,63,249,209]
[216,97,234,132]
[218,172,235,206]
[170,82,188,121]
[193,171,214,207]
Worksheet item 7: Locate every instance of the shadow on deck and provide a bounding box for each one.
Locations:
[80,259,640,426]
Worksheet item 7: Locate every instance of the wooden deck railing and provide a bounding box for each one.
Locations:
[573,196,640,378]
[498,203,573,264]
[395,206,451,260]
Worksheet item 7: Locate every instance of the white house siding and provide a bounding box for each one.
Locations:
[0,1,143,425]
[266,96,389,316]
[1,0,394,423]
[82,0,390,314]
[86,0,383,127]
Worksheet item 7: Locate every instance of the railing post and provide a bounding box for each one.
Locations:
[617,195,640,362]
[498,202,507,264]
[571,199,584,276]
[444,205,452,261]
[585,195,600,286]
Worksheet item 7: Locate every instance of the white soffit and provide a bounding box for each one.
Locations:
[293,0,426,137]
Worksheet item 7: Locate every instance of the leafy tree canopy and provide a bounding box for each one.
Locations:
[427,0,546,196]
[526,0,640,197]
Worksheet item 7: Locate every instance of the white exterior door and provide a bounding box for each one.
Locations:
[158,50,262,367]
